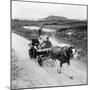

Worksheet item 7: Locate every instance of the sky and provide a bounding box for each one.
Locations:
[12,1,87,20]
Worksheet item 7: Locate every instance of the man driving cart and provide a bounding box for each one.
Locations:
[42,36,52,48]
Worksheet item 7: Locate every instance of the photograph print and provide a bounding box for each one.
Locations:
[11,0,88,89]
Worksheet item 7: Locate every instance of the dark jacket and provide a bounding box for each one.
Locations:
[43,40,52,48]
[31,38,39,46]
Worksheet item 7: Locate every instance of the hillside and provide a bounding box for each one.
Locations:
[43,15,68,21]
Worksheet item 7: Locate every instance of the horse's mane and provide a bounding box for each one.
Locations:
[60,46,72,57]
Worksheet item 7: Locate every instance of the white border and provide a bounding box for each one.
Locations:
[0,0,89,90]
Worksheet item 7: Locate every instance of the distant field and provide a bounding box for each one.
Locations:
[11,19,87,31]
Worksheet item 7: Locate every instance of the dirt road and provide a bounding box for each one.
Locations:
[12,33,87,89]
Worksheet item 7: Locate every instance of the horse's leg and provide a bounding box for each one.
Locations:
[38,56,43,66]
[67,61,73,79]
[51,59,56,67]
[57,62,62,74]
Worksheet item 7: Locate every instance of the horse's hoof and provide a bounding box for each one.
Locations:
[58,71,61,74]
[51,64,54,67]
[57,69,61,74]
[69,76,73,80]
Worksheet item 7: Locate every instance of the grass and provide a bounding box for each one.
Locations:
[11,49,23,81]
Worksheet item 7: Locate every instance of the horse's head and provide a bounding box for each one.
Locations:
[66,45,76,58]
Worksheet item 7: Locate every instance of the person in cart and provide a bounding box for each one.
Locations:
[29,36,40,59]
[42,36,52,48]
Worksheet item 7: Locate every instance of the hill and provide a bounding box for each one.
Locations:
[43,15,68,21]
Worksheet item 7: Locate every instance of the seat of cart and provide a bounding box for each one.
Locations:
[37,48,51,52]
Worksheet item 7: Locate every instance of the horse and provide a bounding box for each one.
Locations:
[50,45,76,79]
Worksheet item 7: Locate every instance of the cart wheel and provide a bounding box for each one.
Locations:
[29,49,33,59]
[38,56,43,66]
[33,49,37,59]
